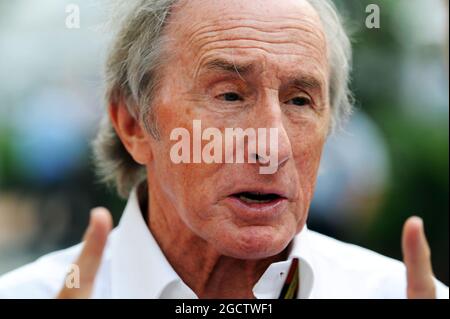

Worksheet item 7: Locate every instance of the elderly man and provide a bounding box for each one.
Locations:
[0,0,448,299]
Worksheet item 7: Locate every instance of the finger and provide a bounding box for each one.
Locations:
[402,216,436,299]
[57,207,113,299]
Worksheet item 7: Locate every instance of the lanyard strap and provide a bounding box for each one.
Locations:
[278,258,299,299]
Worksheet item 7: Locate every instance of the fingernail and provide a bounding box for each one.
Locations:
[414,217,426,239]
[88,208,100,229]
[90,207,101,220]
[417,217,423,232]
[411,216,423,228]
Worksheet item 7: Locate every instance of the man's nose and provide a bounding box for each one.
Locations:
[250,97,292,170]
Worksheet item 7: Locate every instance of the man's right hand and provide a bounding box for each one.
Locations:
[57,207,112,299]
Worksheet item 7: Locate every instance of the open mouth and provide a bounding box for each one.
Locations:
[231,191,284,204]
[225,189,289,220]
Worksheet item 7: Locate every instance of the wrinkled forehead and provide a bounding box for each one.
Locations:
[164,0,328,75]
[169,0,324,31]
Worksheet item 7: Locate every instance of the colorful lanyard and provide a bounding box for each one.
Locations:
[278,258,299,299]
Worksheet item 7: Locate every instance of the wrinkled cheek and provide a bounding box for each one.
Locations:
[294,134,326,208]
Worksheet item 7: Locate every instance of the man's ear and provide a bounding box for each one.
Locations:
[108,100,152,165]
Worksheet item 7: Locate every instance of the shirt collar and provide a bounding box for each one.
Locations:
[252,225,315,299]
[111,188,315,299]
[111,188,196,298]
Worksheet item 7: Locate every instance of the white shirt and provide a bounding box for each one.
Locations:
[0,189,448,299]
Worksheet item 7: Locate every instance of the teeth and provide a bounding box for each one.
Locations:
[239,195,272,204]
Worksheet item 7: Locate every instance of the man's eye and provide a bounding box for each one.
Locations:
[287,96,311,106]
[217,92,243,102]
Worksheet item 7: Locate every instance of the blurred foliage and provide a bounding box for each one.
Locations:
[316,0,449,284]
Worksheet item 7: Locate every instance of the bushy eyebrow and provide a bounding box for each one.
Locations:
[289,76,323,91]
[203,58,253,76]
[202,58,324,91]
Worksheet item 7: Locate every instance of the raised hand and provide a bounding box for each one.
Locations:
[402,216,436,299]
[57,207,112,299]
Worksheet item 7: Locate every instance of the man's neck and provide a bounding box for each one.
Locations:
[144,185,288,298]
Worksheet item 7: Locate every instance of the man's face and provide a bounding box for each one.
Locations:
[146,0,330,259]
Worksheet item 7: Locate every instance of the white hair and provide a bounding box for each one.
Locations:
[93,0,353,198]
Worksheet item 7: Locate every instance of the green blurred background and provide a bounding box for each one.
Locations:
[0,0,448,286]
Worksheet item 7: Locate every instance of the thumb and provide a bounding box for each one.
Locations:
[402,216,436,299]
[57,207,113,299]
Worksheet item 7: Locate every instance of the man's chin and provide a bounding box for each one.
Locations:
[211,226,294,260]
